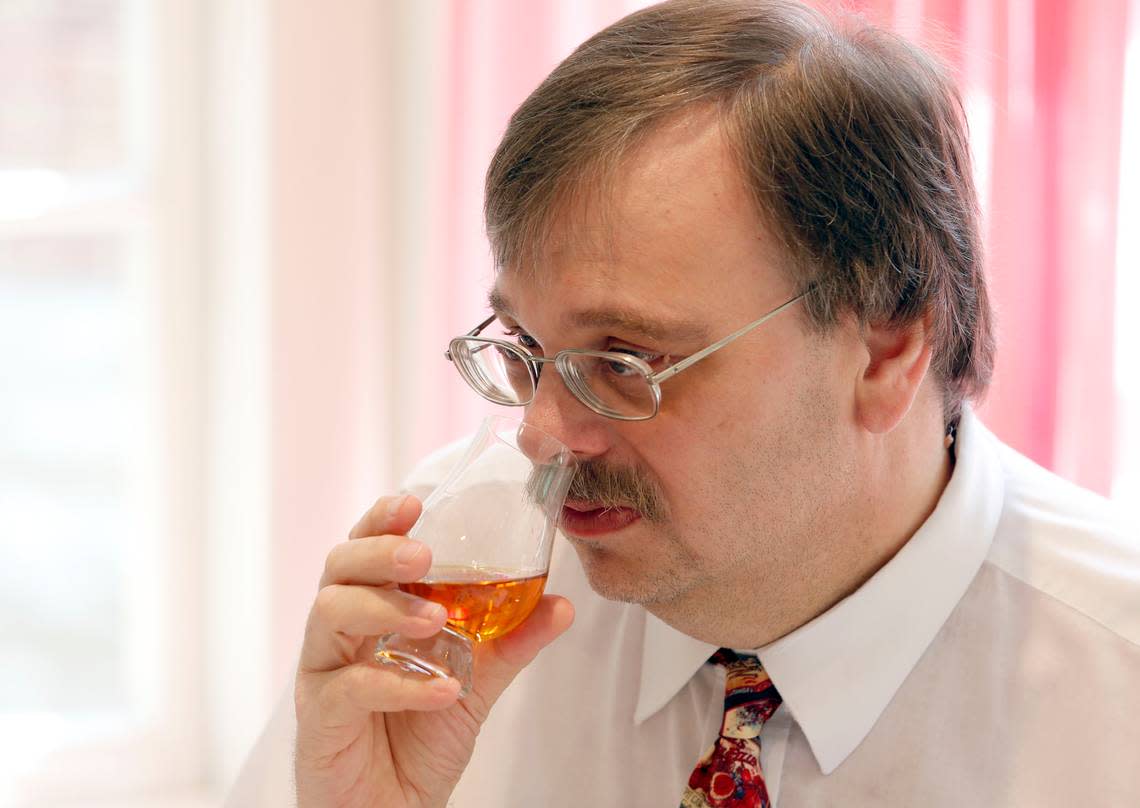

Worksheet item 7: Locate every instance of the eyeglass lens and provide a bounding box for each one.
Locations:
[452,339,657,419]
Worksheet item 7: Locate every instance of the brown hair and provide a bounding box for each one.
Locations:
[484,0,994,427]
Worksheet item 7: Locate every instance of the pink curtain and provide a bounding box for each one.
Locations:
[427,0,1132,493]
[849,0,1131,493]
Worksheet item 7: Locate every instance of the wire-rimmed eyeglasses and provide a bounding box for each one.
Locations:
[445,289,810,421]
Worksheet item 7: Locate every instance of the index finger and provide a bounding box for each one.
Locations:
[348,494,423,540]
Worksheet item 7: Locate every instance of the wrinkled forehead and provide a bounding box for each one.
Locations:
[496,166,625,295]
[495,107,754,285]
[490,117,792,334]
[490,186,698,334]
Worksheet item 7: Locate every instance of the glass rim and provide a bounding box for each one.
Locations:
[478,413,578,465]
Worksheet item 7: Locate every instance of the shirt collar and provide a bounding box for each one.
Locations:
[635,612,718,725]
[633,406,1006,774]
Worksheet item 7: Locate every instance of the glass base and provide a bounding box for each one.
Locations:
[373,625,474,698]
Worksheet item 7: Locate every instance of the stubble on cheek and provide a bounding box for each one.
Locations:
[699,372,852,605]
[565,520,706,606]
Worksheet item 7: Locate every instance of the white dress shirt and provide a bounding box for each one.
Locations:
[226,407,1140,806]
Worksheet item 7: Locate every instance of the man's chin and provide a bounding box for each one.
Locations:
[565,537,674,605]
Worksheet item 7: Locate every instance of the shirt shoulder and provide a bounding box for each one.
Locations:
[398,434,472,498]
[985,442,1140,646]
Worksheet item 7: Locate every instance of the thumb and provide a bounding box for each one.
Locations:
[464,594,574,718]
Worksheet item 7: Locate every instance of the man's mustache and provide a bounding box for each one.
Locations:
[563,458,669,523]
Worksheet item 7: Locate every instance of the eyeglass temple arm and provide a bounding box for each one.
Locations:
[466,313,498,336]
[445,314,499,360]
[649,290,810,384]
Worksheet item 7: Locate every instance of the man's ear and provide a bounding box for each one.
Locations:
[854,312,934,434]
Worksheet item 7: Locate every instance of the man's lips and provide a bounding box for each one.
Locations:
[560,499,642,536]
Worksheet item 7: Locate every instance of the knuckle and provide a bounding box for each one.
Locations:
[388,669,434,707]
[312,584,346,625]
[340,665,395,713]
[321,542,347,582]
[321,667,361,711]
[316,672,347,715]
[339,664,371,700]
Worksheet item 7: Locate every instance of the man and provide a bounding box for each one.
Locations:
[228,1,1139,805]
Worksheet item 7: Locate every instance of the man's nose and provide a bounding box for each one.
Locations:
[521,364,610,463]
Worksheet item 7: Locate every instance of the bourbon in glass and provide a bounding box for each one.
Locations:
[401,565,548,641]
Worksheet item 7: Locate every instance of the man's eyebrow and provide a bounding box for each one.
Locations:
[569,309,709,343]
[488,288,514,317]
[487,288,709,343]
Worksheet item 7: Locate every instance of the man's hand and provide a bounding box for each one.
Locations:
[294,494,574,808]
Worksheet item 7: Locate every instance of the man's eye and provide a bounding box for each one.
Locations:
[603,357,643,378]
[503,329,540,351]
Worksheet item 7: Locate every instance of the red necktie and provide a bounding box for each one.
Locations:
[681,649,783,808]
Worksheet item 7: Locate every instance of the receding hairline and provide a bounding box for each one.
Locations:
[495,101,788,284]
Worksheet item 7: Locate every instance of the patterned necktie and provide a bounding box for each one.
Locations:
[680,649,783,808]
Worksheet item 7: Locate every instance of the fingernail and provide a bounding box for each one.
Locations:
[412,599,447,621]
[395,540,425,565]
[386,495,409,521]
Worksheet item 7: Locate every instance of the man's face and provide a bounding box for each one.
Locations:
[492,110,864,645]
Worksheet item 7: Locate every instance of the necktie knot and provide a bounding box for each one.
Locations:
[711,650,782,740]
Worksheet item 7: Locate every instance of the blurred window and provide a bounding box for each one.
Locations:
[0,1,203,804]
[0,0,132,713]
[0,236,129,717]
[0,0,123,174]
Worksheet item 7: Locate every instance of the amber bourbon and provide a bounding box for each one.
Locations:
[401,565,548,641]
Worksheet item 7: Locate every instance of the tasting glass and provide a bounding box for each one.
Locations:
[373,416,576,697]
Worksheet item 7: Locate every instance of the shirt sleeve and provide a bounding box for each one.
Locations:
[223,683,298,807]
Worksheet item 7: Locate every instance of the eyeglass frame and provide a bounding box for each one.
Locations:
[445,287,812,421]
